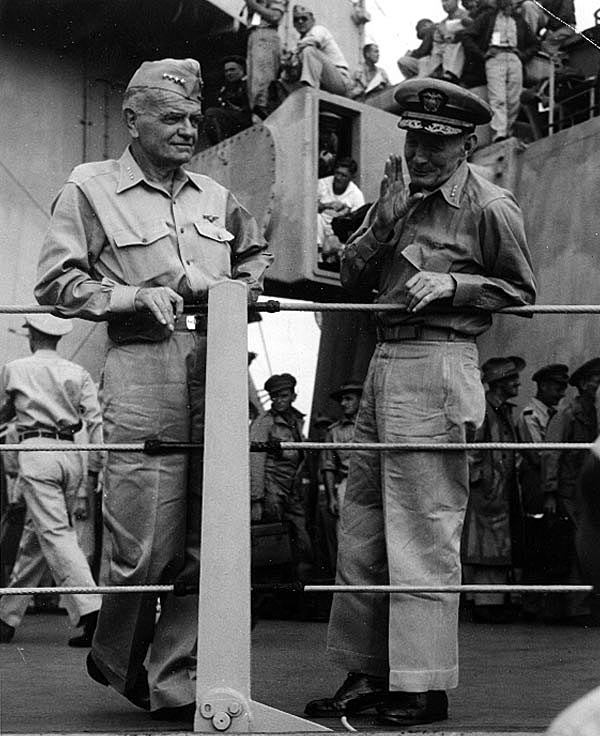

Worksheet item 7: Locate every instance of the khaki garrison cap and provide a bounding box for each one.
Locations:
[394,78,492,136]
[24,314,73,337]
[126,58,203,102]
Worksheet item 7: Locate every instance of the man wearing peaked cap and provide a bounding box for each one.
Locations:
[463,355,524,623]
[0,313,102,648]
[542,357,600,624]
[35,58,272,720]
[517,363,569,619]
[250,373,314,581]
[308,76,535,726]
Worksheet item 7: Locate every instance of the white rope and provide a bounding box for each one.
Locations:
[280,441,594,451]
[0,443,144,452]
[0,584,595,596]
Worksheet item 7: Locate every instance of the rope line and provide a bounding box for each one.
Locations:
[0,441,596,452]
[5,302,600,315]
[0,584,595,596]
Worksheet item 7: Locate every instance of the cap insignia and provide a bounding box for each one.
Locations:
[203,214,219,223]
[162,72,186,86]
[419,89,447,113]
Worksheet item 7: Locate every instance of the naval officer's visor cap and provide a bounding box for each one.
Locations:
[23,314,73,337]
[394,78,492,136]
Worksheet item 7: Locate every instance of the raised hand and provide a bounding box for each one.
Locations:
[372,155,424,241]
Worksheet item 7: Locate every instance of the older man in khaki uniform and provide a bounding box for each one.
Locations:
[0,314,102,647]
[305,78,535,727]
[35,58,272,722]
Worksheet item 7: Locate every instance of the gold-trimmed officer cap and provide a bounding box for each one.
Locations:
[481,356,526,385]
[24,314,73,337]
[394,78,492,136]
[569,358,600,387]
[126,58,203,102]
[532,363,569,385]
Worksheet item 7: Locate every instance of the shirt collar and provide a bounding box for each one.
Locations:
[116,146,203,195]
[435,161,469,209]
[530,396,551,419]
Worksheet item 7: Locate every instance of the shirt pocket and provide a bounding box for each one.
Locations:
[401,241,453,273]
[192,221,235,278]
[112,220,171,284]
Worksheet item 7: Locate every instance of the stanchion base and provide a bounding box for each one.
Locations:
[193,698,332,733]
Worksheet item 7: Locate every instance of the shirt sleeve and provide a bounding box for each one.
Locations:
[340,203,393,292]
[79,371,104,475]
[319,428,338,473]
[0,365,15,425]
[517,409,543,470]
[225,192,273,304]
[35,183,139,319]
[452,193,536,312]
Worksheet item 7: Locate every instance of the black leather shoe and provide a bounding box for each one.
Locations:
[305,672,395,717]
[69,611,99,647]
[377,690,448,727]
[150,703,195,724]
[0,618,15,643]
[86,652,150,711]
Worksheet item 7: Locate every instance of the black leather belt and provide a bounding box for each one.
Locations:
[376,325,475,343]
[173,313,208,332]
[19,430,75,442]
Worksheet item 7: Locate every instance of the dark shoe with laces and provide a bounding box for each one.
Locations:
[0,618,15,643]
[304,671,395,717]
[86,652,150,710]
[377,690,448,727]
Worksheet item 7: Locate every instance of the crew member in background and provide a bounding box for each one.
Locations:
[349,44,391,101]
[317,157,365,269]
[204,56,252,144]
[463,356,525,624]
[429,0,470,82]
[305,78,535,727]
[245,0,286,120]
[542,357,600,625]
[462,0,538,142]
[318,381,362,576]
[517,363,568,619]
[0,314,102,648]
[250,373,313,581]
[35,58,272,722]
[397,19,436,79]
[285,5,353,96]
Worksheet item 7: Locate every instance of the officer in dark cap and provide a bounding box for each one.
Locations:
[249,373,313,580]
[308,78,535,726]
[317,382,363,575]
[517,363,569,619]
[35,58,272,720]
[542,357,600,624]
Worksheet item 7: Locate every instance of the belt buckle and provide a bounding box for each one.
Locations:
[185,315,197,331]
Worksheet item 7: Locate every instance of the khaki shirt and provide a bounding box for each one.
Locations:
[35,147,272,319]
[248,0,286,29]
[0,349,104,472]
[341,161,536,336]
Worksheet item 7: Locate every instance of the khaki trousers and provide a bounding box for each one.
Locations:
[0,439,100,628]
[91,333,205,711]
[485,51,523,140]
[327,341,485,692]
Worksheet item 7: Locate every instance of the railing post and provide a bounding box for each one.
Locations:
[194,281,330,733]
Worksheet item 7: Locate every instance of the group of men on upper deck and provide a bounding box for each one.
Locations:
[0,44,541,728]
